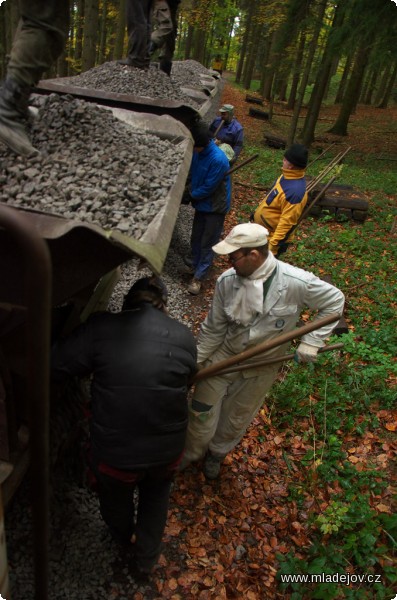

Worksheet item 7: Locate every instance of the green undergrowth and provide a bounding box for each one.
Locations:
[241,136,397,598]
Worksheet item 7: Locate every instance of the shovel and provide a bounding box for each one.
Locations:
[191,312,342,383]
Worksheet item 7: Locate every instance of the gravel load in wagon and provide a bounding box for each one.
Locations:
[0,94,186,239]
[171,60,218,95]
[55,61,202,109]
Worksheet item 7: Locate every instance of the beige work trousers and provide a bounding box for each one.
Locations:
[184,363,280,461]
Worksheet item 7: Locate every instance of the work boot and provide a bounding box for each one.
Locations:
[187,278,201,295]
[203,452,224,480]
[117,57,135,66]
[148,41,158,57]
[0,78,38,156]
[117,57,149,70]
[183,255,194,268]
[180,264,195,275]
[159,59,172,76]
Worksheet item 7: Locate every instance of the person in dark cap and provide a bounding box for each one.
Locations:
[182,120,231,295]
[252,143,309,257]
[209,104,244,163]
[51,276,197,577]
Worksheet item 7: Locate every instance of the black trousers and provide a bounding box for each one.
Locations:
[94,464,174,571]
[125,0,153,68]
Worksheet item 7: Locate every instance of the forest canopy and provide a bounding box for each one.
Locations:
[0,0,396,143]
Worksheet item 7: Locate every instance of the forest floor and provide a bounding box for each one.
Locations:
[149,77,396,600]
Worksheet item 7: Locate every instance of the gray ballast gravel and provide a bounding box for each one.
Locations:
[59,61,201,108]
[0,93,186,238]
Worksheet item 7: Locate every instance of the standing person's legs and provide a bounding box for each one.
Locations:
[8,0,69,87]
[134,467,173,571]
[193,212,225,280]
[124,0,152,68]
[151,0,173,50]
[183,372,232,463]
[158,0,179,74]
[210,366,280,456]
[95,470,138,546]
[0,0,69,155]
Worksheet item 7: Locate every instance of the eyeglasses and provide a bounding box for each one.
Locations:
[229,251,248,264]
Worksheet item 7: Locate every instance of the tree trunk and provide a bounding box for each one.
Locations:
[363,68,379,105]
[328,44,370,135]
[98,0,108,64]
[288,25,325,145]
[301,3,346,146]
[378,61,397,108]
[242,21,261,90]
[287,32,306,109]
[223,16,235,71]
[374,63,392,105]
[82,0,100,72]
[334,54,352,103]
[235,1,255,84]
[258,36,272,96]
[184,24,194,59]
[114,0,126,60]
[74,0,85,70]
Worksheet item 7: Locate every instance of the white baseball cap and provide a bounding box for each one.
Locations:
[212,223,269,254]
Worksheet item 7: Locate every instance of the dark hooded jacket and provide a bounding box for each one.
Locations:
[51,303,197,469]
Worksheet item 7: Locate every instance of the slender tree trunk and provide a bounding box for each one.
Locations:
[328,44,370,135]
[235,1,255,84]
[262,30,279,100]
[363,68,379,105]
[301,3,346,146]
[82,0,100,72]
[374,63,392,105]
[75,0,86,71]
[242,21,261,90]
[378,61,397,108]
[223,16,235,71]
[98,0,108,64]
[258,37,272,96]
[334,53,353,103]
[287,32,306,109]
[114,0,126,59]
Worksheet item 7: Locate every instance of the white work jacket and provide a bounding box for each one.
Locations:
[197,260,345,368]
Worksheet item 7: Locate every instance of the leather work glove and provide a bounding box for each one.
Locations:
[295,342,319,363]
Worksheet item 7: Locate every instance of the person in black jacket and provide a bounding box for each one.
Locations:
[51,276,197,576]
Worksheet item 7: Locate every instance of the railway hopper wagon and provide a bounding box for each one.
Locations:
[0,61,222,600]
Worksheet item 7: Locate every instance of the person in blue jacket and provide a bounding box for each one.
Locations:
[209,104,244,164]
[184,120,231,296]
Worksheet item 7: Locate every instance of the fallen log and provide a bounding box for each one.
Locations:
[249,107,269,120]
[245,95,264,105]
[263,134,286,149]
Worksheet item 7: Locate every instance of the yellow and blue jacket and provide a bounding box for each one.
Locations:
[253,167,307,255]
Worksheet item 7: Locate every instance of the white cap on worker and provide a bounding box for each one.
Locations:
[219,104,234,113]
[212,223,269,255]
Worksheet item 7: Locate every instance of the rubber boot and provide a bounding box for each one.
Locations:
[0,78,38,156]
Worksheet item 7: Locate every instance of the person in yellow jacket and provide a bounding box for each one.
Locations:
[253,143,308,257]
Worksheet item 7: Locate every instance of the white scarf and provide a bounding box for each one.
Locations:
[226,252,277,326]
